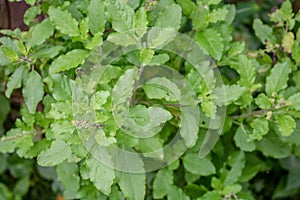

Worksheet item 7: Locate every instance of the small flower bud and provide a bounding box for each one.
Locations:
[279,98,285,104]
[270,98,275,103]
[279,44,283,51]
[266,111,272,120]
[270,7,277,14]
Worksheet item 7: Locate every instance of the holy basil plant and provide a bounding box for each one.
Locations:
[0,0,300,199]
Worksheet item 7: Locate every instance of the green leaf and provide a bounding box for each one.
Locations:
[282,32,294,53]
[106,0,135,32]
[276,115,296,137]
[5,65,28,97]
[296,12,300,22]
[86,32,103,50]
[155,4,182,30]
[88,0,105,35]
[109,149,145,200]
[23,140,51,159]
[223,151,245,186]
[134,7,148,37]
[222,184,242,195]
[112,68,138,110]
[0,94,10,126]
[266,60,292,95]
[0,153,7,174]
[123,0,137,9]
[118,172,145,200]
[253,19,276,44]
[273,170,300,198]
[255,93,272,109]
[294,71,300,90]
[183,153,216,176]
[192,7,209,30]
[143,77,178,101]
[279,0,294,19]
[13,176,30,196]
[211,177,222,190]
[49,49,89,74]
[0,183,13,200]
[277,120,300,146]
[48,6,80,37]
[18,41,26,55]
[147,28,176,49]
[37,140,72,166]
[270,0,295,29]
[48,101,73,119]
[198,191,221,200]
[177,0,197,16]
[91,91,110,109]
[25,0,36,6]
[232,55,256,88]
[32,45,63,59]
[107,32,137,47]
[129,105,151,126]
[214,85,246,106]
[50,122,75,140]
[76,182,103,200]
[0,37,19,53]
[1,46,18,61]
[228,42,245,58]
[195,28,224,61]
[0,29,21,38]
[167,186,190,200]
[239,155,266,183]
[201,100,216,118]
[56,162,80,199]
[181,106,199,147]
[292,42,300,64]
[139,48,154,65]
[153,168,173,199]
[183,184,207,198]
[149,53,170,65]
[185,171,200,184]
[16,134,34,158]
[0,48,10,65]
[136,136,163,159]
[225,85,246,105]
[51,74,75,101]
[86,156,115,195]
[234,125,256,152]
[207,7,229,24]
[27,19,54,47]
[23,70,44,114]
[249,118,269,141]
[0,128,27,153]
[24,6,41,25]
[0,137,17,153]
[287,92,300,110]
[256,131,292,159]
[206,0,222,5]
[110,185,124,200]
[79,17,89,40]
[124,105,172,138]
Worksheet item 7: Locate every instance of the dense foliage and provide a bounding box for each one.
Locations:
[0,0,300,199]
